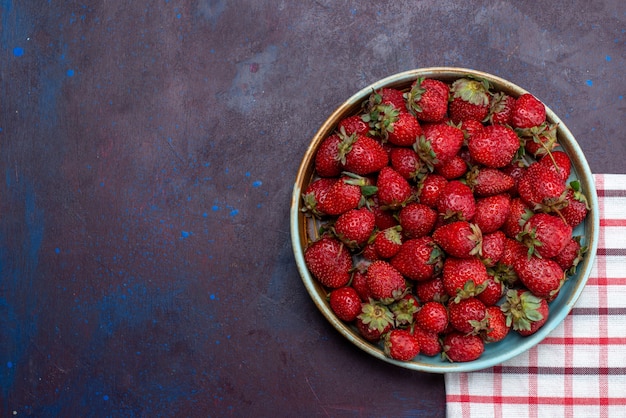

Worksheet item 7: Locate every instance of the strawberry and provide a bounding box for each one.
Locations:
[373,226,403,259]
[434,154,468,179]
[391,236,444,282]
[416,123,465,169]
[357,300,394,342]
[553,236,586,275]
[412,327,442,356]
[384,329,420,361]
[415,301,449,334]
[473,193,511,234]
[386,111,423,147]
[511,93,546,129]
[333,207,376,248]
[415,276,448,304]
[316,175,364,216]
[514,255,565,300]
[304,236,353,288]
[442,257,489,300]
[474,305,510,343]
[517,162,567,212]
[517,212,572,259]
[376,166,413,209]
[366,87,407,112]
[488,238,526,288]
[561,183,589,229]
[501,197,533,238]
[301,177,335,217]
[448,77,491,123]
[365,260,407,302]
[442,331,485,362]
[501,164,526,197]
[465,167,515,197]
[338,114,370,136]
[448,297,487,334]
[362,242,379,261]
[417,173,448,208]
[351,269,372,301]
[329,287,362,322]
[398,202,438,239]
[460,119,484,140]
[314,133,343,177]
[436,180,476,222]
[390,293,420,326]
[468,124,520,168]
[477,274,505,306]
[338,133,388,175]
[389,147,426,180]
[501,289,549,336]
[538,149,571,182]
[432,221,482,258]
[369,196,399,230]
[480,230,506,268]
[405,77,449,123]
[521,122,558,159]
[487,92,516,125]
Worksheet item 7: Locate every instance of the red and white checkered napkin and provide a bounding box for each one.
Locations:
[445,174,626,418]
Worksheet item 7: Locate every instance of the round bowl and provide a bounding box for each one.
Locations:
[290,67,599,373]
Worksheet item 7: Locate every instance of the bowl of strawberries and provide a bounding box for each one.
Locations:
[290,67,599,372]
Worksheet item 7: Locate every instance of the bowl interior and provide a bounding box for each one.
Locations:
[290,67,599,373]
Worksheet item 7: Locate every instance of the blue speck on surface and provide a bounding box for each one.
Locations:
[67,69,75,77]
[586,79,593,86]
[212,205,219,211]
[181,231,191,238]
[55,248,61,254]
[230,209,239,216]
[7,361,13,368]
[606,55,612,61]
[209,294,216,300]
[252,180,262,188]
[103,395,109,401]
[13,47,24,57]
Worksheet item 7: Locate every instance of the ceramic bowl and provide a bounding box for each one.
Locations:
[290,67,599,373]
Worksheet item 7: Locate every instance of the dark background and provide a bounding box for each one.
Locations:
[1,1,624,416]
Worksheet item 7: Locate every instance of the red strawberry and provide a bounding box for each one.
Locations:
[468,124,520,168]
[442,257,489,300]
[514,255,565,300]
[465,167,515,197]
[501,197,533,238]
[416,123,465,169]
[477,274,505,306]
[434,154,468,179]
[304,236,353,288]
[391,236,444,282]
[369,196,399,230]
[317,176,364,216]
[487,92,516,125]
[460,119,485,140]
[561,181,589,228]
[415,276,448,304]
[314,133,343,177]
[432,221,482,258]
[415,301,449,334]
[537,150,571,184]
[417,173,448,208]
[412,327,442,356]
[476,305,510,343]
[301,177,335,217]
[338,114,370,136]
[338,133,388,175]
[553,236,586,275]
[405,77,449,123]
[501,289,549,336]
[334,207,376,248]
[522,123,558,159]
[448,78,491,123]
[389,147,426,180]
[357,300,394,342]
[384,329,420,361]
[518,212,572,259]
[376,166,413,209]
[442,331,485,362]
[436,180,476,222]
[370,87,407,111]
[511,93,546,129]
[373,226,403,259]
[365,260,407,302]
[329,287,362,322]
[473,193,511,234]
[501,164,526,197]
[398,202,438,239]
[351,270,371,301]
[390,293,420,326]
[386,111,423,147]
[448,297,487,334]
[517,162,567,212]
[480,230,506,268]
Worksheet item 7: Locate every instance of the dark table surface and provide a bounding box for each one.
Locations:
[1,1,624,416]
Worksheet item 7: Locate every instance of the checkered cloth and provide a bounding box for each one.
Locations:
[445,173,626,418]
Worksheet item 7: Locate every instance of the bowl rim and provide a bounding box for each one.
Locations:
[290,67,600,373]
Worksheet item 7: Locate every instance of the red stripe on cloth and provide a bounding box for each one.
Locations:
[596,175,610,412]
[587,277,626,286]
[445,394,626,406]
[600,219,626,227]
[541,336,626,345]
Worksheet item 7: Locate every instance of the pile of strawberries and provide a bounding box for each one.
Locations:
[301,76,590,363]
